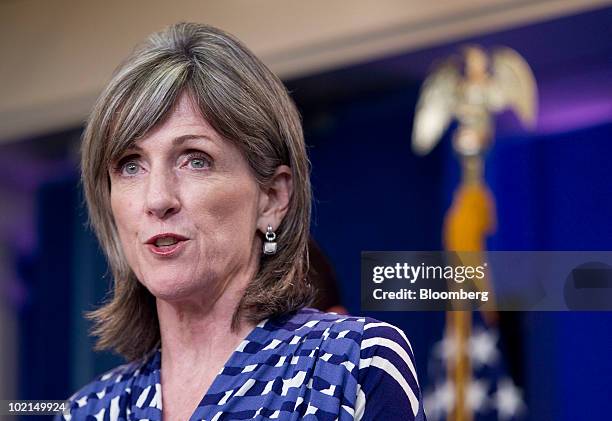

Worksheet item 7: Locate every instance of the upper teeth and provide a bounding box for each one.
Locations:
[155,237,178,246]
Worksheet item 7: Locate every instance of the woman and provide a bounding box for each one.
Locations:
[58,23,425,421]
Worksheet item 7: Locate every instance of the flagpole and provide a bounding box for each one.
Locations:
[412,45,536,420]
[446,311,472,421]
[443,155,495,421]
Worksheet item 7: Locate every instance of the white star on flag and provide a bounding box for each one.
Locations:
[466,379,489,412]
[469,328,500,368]
[423,380,455,420]
[494,378,526,419]
[434,334,459,363]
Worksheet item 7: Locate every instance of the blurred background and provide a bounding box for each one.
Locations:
[1,1,612,420]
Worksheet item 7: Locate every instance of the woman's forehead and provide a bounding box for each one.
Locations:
[123,93,223,151]
[151,93,218,137]
[169,91,204,120]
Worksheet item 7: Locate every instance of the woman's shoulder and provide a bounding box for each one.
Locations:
[271,308,423,419]
[270,307,415,355]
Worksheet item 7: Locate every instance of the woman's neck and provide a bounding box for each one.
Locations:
[156,271,256,368]
[156,283,257,421]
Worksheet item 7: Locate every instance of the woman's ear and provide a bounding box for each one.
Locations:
[257,165,293,232]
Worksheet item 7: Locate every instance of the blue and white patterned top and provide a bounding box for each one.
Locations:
[57,308,426,420]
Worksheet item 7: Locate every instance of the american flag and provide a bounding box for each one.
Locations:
[423,318,526,420]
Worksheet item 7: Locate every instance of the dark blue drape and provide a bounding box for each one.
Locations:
[306,85,612,420]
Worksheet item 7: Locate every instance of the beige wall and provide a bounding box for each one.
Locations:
[1,0,610,143]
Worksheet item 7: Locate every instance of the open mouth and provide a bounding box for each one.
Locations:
[155,237,180,247]
[146,234,189,256]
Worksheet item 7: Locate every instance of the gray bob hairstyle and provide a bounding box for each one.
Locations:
[82,22,314,361]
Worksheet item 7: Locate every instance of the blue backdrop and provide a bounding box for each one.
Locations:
[304,84,612,420]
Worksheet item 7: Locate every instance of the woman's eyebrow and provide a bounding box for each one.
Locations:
[172,134,213,146]
[117,143,142,155]
[119,134,214,155]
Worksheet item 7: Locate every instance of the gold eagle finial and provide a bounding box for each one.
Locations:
[412,45,537,157]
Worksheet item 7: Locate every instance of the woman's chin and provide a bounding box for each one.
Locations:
[141,278,205,303]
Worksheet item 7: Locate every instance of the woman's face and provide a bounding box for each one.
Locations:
[109,92,264,303]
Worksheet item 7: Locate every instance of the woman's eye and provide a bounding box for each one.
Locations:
[120,160,141,176]
[186,153,211,170]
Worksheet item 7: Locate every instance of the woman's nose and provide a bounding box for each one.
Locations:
[144,169,180,219]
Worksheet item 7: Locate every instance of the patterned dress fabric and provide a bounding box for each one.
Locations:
[56,308,426,420]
